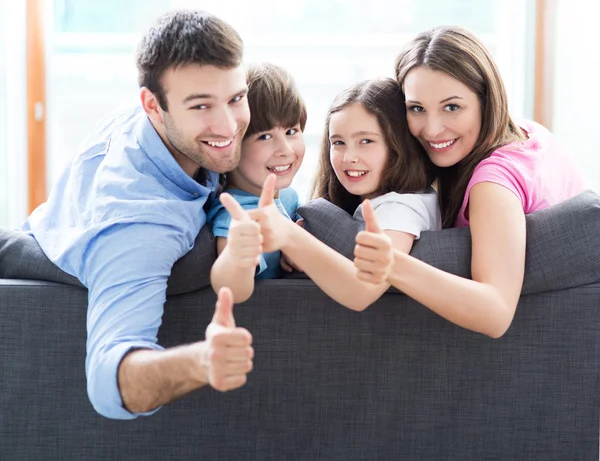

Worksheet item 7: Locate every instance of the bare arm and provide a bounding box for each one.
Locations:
[282,222,389,310]
[246,178,417,311]
[210,237,257,303]
[119,287,253,414]
[118,344,207,413]
[385,183,526,337]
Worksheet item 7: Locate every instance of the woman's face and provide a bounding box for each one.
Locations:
[403,66,482,168]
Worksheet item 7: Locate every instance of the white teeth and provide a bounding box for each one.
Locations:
[267,164,292,173]
[206,139,233,147]
[429,139,456,149]
[346,170,367,177]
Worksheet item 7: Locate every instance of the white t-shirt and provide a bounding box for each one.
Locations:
[353,187,441,239]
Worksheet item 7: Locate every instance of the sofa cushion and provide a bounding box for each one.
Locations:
[297,190,600,295]
[0,225,216,296]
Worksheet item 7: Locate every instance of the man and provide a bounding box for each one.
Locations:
[20,10,254,420]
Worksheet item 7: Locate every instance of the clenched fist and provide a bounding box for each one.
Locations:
[219,193,263,269]
[202,287,254,392]
[354,199,394,285]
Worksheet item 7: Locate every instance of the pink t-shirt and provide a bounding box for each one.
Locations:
[455,120,586,227]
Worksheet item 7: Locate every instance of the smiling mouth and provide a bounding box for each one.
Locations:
[267,164,292,173]
[428,139,457,149]
[345,170,368,178]
[202,138,233,148]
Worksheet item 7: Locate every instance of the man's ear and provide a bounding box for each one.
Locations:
[140,87,164,126]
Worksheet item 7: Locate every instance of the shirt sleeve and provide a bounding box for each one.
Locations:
[372,197,432,239]
[81,221,188,420]
[465,160,527,209]
[207,203,232,239]
[281,188,300,222]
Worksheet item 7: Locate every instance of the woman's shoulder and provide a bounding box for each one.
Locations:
[490,120,552,158]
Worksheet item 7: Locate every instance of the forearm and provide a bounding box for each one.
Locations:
[388,251,514,338]
[282,224,388,310]
[118,344,208,414]
[210,249,255,303]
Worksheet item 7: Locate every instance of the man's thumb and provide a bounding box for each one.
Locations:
[212,287,236,328]
[362,199,382,233]
[258,174,277,208]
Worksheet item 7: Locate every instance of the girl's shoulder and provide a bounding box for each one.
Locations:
[371,187,437,208]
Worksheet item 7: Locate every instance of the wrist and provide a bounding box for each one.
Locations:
[387,250,406,286]
[185,342,210,388]
[281,219,301,252]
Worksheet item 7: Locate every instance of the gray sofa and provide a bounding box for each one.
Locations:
[1,191,599,460]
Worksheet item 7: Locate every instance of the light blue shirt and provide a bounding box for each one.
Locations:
[207,188,299,279]
[22,106,219,420]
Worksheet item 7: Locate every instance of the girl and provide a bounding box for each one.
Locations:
[353,26,586,337]
[249,77,441,311]
[209,62,307,302]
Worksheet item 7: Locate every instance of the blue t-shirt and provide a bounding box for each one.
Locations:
[207,188,299,279]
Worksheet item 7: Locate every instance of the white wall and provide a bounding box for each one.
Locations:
[552,1,600,192]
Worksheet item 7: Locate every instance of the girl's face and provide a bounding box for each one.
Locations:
[403,66,482,168]
[228,124,305,196]
[329,103,389,200]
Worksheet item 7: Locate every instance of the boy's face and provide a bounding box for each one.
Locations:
[151,64,251,176]
[227,125,305,196]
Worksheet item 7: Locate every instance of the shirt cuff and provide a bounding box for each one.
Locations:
[88,340,164,420]
[255,255,268,276]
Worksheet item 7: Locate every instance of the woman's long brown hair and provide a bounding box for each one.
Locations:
[310,78,431,214]
[395,26,526,227]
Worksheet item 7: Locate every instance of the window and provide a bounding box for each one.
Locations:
[0,1,27,229]
[48,0,534,201]
[0,8,7,227]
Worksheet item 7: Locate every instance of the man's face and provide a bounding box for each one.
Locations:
[158,64,250,176]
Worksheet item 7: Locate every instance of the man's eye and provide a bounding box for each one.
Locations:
[191,105,208,110]
[258,133,272,141]
[287,128,298,136]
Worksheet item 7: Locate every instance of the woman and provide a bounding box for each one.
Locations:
[354,26,585,338]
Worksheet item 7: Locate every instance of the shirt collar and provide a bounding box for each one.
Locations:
[136,110,216,199]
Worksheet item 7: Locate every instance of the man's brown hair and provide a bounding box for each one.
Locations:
[136,10,243,111]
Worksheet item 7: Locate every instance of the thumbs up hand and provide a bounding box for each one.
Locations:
[203,287,254,392]
[219,193,263,269]
[247,174,294,253]
[354,199,394,285]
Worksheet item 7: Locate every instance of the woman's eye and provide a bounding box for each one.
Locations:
[331,140,344,146]
[360,139,373,144]
[286,128,298,136]
[444,104,460,112]
[408,105,424,113]
[230,94,245,104]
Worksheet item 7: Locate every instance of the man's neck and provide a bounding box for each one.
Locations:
[149,117,198,177]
